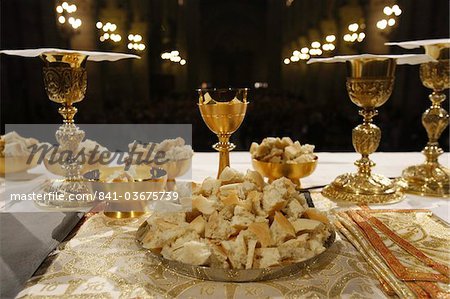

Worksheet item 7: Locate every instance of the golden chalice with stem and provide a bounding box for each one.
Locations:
[198,88,248,178]
[40,52,92,206]
[402,44,450,197]
[322,58,404,204]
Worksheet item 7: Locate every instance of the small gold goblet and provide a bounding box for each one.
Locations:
[322,58,404,204]
[40,52,91,205]
[198,88,248,178]
[402,44,450,197]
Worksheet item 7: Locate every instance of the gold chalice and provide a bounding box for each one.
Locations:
[198,88,248,178]
[40,51,92,206]
[252,156,318,187]
[322,58,404,204]
[401,44,450,197]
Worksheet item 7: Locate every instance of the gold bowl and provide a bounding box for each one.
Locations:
[252,156,318,186]
[0,155,39,176]
[84,165,168,218]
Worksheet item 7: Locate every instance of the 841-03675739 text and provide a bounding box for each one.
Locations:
[9,191,179,202]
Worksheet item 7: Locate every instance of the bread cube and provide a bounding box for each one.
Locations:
[270,211,296,245]
[170,241,211,266]
[248,222,273,247]
[255,248,281,268]
[219,167,244,184]
[205,211,236,240]
[192,194,217,215]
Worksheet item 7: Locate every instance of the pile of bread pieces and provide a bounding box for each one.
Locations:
[250,137,316,163]
[137,167,331,269]
[1,131,39,157]
[128,137,193,162]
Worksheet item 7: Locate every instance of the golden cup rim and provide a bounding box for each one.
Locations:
[40,51,88,68]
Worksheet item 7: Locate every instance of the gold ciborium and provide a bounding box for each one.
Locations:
[198,88,248,178]
[401,44,450,197]
[40,52,91,204]
[252,156,318,186]
[322,58,404,204]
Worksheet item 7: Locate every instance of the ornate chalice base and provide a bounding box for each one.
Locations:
[322,173,404,204]
[401,57,450,197]
[402,164,449,197]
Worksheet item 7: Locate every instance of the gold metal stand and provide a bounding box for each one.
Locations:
[402,44,450,197]
[198,89,248,178]
[322,58,404,204]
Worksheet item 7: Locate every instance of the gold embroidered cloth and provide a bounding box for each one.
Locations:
[17,205,386,298]
[336,208,450,299]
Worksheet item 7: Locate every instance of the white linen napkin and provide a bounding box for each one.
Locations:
[0,48,139,61]
[308,54,435,65]
[385,38,450,49]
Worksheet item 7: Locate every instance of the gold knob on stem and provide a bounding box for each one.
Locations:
[58,105,78,124]
[352,109,381,176]
[214,134,235,177]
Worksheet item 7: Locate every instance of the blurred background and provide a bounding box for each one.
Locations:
[1,0,449,152]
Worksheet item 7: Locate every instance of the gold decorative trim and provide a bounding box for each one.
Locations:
[335,214,414,298]
[347,210,449,283]
[357,210,450,278]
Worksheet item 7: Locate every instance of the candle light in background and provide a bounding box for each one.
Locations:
[97,21,121,43]
[56,2,81,30]
[377,4,401,30]
[161,50,187,65]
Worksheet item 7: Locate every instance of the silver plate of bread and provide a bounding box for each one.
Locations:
[136,167,336,282]
[137,223,335,282]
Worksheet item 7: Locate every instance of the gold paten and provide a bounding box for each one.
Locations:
[198,88,248,178]
[252,157,318,186]
[322,58,404,204]
[402,44,450,197]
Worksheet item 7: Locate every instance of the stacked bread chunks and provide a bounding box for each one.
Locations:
[250,137,316,163]
[137,167,331,269]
